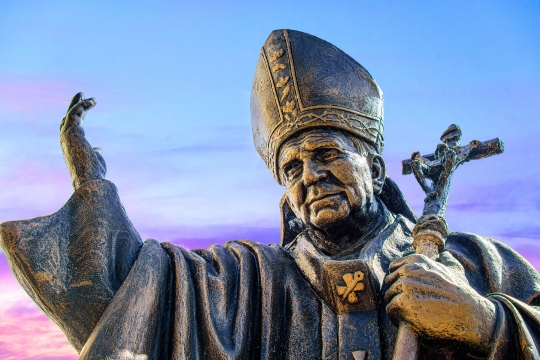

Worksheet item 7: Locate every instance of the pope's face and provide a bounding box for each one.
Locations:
[278,129,380,231]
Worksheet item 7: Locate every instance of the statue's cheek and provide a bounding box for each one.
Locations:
[285,184,306,216]
[333,158,371,185]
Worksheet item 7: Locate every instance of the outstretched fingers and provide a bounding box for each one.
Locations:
[60,93,97,132]
[59,93,106,189]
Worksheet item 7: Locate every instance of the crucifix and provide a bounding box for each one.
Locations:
[393,124,504,360]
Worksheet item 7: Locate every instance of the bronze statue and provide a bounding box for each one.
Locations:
[1,29,539,360]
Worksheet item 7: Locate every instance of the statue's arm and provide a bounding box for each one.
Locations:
[0,93,143,352]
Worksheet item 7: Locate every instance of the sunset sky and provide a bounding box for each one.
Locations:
[0,1,539,358]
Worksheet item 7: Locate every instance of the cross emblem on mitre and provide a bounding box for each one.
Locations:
[336,271,365,304]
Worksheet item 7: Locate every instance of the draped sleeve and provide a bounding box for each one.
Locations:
[78,239,322,360]
[0,179,321,359]
[445,233,540,359]
[0,179,143,351]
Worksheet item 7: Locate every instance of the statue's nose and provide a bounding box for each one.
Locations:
[302,159,328,186]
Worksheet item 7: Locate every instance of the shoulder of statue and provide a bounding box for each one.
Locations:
[445,231,501,260]
[446,231,540,303]
[446,231,540,274]
[445,232,523,284]
[232,239,295,259]
[446,231,498,250]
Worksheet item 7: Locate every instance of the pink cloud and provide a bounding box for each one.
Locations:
[0,78,83,117]
[0,77,135,120]
[0,256,77,359]
[136,225,280,249]
[507,242,540,271]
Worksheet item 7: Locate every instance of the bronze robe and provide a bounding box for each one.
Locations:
[1,179,540,359]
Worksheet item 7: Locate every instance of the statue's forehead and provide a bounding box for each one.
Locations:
[278,129,355,161]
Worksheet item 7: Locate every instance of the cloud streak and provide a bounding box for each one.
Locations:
[0,78,79,117]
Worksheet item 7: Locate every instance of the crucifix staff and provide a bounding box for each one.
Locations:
[392,124,504,360]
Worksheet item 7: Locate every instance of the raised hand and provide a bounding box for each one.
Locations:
[60,92,107,190]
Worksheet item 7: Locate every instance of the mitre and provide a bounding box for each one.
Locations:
[250,29,384,184]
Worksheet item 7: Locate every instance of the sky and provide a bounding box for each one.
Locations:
[0,1,539,358]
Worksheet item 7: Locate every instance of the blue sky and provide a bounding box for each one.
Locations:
[0,2,539,356]
[1,1,538,244]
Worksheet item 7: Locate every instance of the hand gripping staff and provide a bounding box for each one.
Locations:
[392,124,504,360]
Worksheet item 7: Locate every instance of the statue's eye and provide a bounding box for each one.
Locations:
[319,149,340,161]
[283,161,302,180]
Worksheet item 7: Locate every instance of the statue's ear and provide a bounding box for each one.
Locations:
[368,154,386,195]
[280,194,305,247]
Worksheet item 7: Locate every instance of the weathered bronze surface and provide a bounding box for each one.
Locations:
[2,29,540,360]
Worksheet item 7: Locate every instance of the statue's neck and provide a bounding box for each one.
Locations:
[306,198,389,256]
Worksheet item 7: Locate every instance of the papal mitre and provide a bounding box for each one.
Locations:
[250,29,384,184]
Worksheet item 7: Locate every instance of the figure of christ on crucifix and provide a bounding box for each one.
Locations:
[1,29,540,360]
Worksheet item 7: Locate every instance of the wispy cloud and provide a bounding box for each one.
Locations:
[137,225,280,249]
[496,226,540,240]
[0,78,79,116]
[168,142,247,153]
[448,179,540,213]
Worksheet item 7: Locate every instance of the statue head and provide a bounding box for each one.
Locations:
[278,128,386,241]
[251,29,414,248]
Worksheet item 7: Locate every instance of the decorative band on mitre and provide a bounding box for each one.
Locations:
[251,29,384,184]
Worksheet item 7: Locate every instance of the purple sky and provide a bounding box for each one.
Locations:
[0,1,539,358]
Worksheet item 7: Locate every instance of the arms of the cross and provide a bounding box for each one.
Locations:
[401,124,504,218]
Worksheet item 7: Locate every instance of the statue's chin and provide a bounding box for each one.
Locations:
[309,205,350,230]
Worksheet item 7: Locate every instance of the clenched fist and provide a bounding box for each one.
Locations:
[385,253,497,355]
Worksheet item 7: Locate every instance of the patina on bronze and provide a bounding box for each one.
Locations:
[1,29,540,360]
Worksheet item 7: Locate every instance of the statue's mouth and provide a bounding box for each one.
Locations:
[307,192,342,206]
